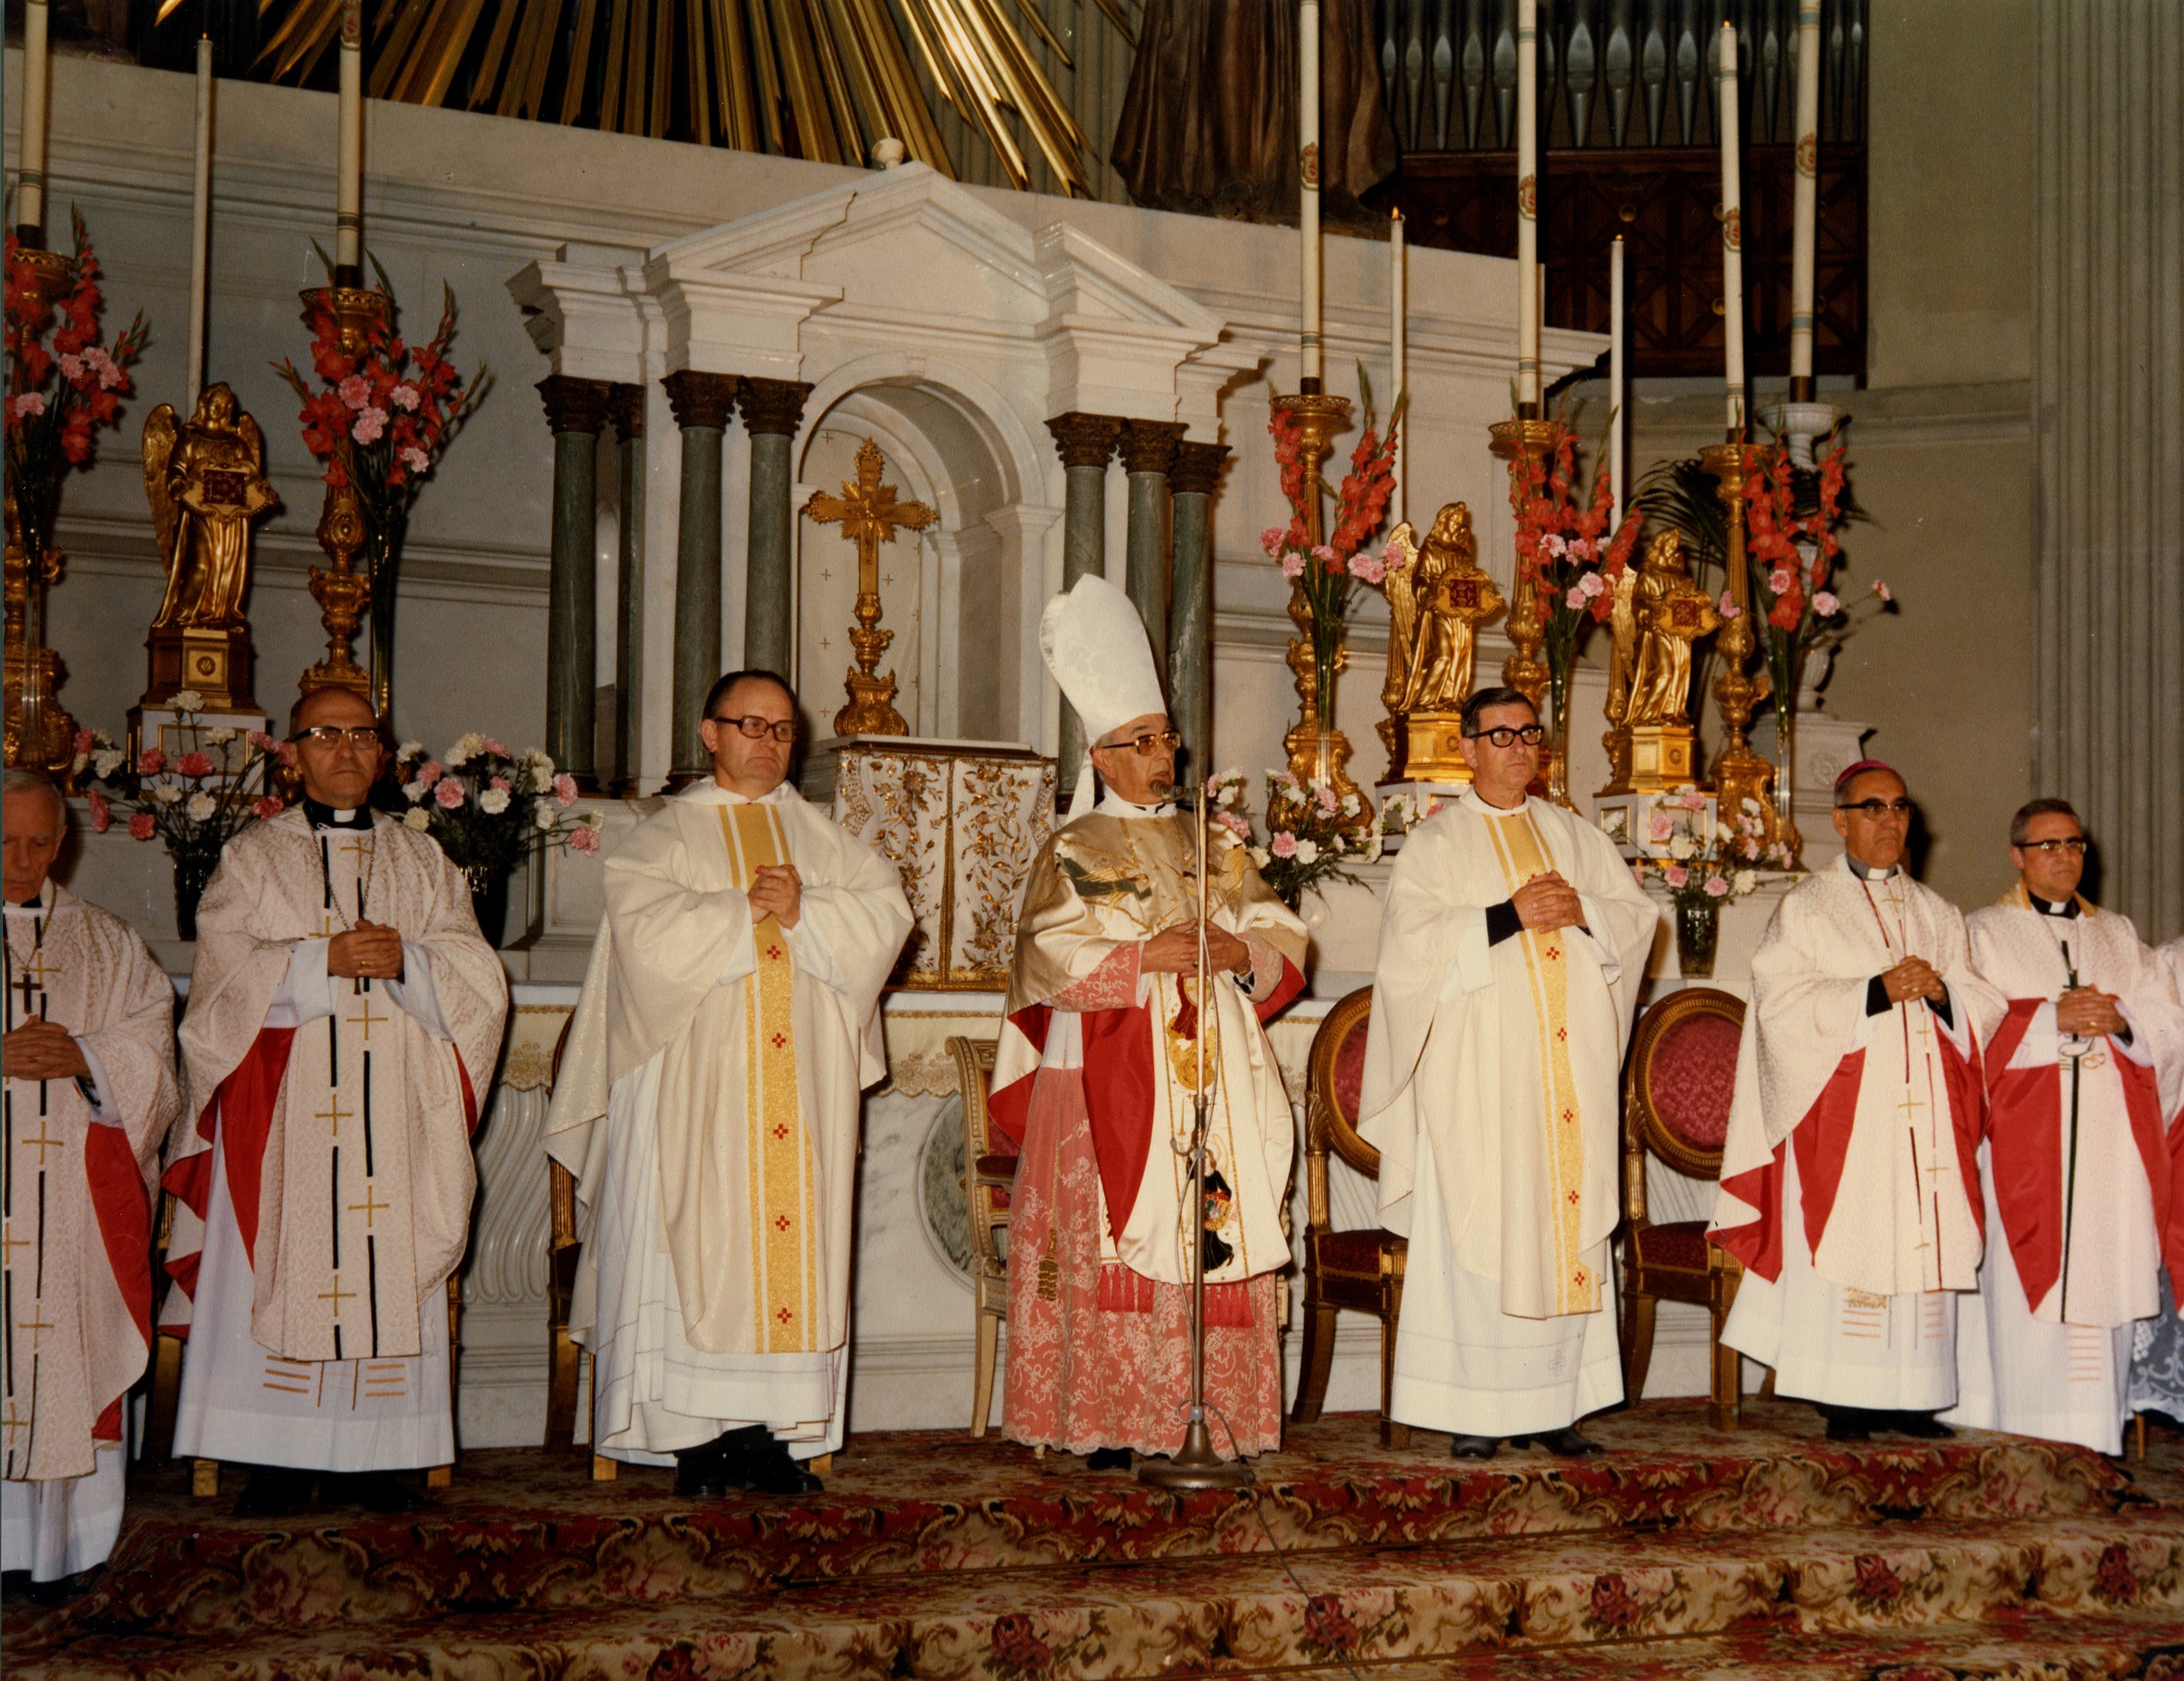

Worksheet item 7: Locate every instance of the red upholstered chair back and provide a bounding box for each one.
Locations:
[1307,987,1379,1178]
[1625,987,1745,1183]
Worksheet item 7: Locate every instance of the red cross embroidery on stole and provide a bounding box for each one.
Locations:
[772,1123,790,1141]
[774,1213,792,1232]
[776,1307,794,1324]
[770,1031,788,1049]
[765,945,783,961]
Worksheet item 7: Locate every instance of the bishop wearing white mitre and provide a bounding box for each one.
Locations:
[1712,760,2003,1440]
[165,688,508,1516]
[3,770,178,1588]
[547,670,910,1499]
[1358,686,1656,1461]
[1945,799,2184,1454]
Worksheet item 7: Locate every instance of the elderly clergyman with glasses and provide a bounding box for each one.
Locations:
[167,685,508,1517]
[988,576,1306,1470]
[547,670,908,1500]
[1941,799,2184,1454]
[1357,686,1656,1461]
[1712,759,2005,1442]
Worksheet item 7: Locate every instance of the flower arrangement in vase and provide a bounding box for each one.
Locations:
[76,690,288,939]
[1503,416,1644,802]
[392,735,601,944]
[1630,786,1796,976]
[1206,767,1381,911]
[274,263,487,716]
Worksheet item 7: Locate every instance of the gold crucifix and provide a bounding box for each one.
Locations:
[802,438,935,738]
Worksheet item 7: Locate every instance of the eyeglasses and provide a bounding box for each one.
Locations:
[292,725,383,750]
[1466,724,1544,748]
[710,714,796,742]
[1100,730,1182,756]
[1837,798,1913,817]
[2018,835,2088,855]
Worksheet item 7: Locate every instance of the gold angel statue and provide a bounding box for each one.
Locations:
[1624,529,1722,728]
[143,383,277,632]
[1380,500,1504,717]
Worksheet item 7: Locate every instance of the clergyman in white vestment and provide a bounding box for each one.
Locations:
[1712,761,2004,1441]
[547,670,909,1499]
[165,689,509,1516]
[3,772,179,1589]
[1945,799,2184,1454]
[1358,688,1656,1460]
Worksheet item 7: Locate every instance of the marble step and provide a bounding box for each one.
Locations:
[15,1504,2179,1678]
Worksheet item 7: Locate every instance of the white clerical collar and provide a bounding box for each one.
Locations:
[3,883,69,914]
[678,779,793,807]
[2027,889,2080,919]
[1096,792,1173,819]
[1458,788,1529,818]
[1838,853,1899,882]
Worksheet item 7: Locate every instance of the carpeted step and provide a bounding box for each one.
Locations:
[15,1503,2179,1678]
[57,1411,2145,1640]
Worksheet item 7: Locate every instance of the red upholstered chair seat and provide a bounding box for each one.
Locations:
[1315,1227,1394,1276]
[974,1154,1018,1182]
[1632,1220,1711,1274]
[1645,1013,1741,1153]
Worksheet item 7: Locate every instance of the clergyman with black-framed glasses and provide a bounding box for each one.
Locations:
[545,669,910,1503]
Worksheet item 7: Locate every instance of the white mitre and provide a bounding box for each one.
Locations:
[1039,573,1167,817]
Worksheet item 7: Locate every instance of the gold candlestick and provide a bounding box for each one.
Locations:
[301,480,372,697]
[1490,416,1566,798]
[4,245,82,779]
[1699,441,1783,849]
[1270,389,1358,814]
[804,439,935,737]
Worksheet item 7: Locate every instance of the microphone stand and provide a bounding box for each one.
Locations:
[1140,784,1254,1491]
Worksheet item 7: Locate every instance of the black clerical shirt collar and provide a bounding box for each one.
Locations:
[2027,889,2080,919]
[4,892,42,910]
[303,798,374,831]
[1845,854,1899,881]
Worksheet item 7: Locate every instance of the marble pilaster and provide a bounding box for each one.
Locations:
[738,376,814,681]
[1167,439,1228,783]
[606,383,646,795]
[536,374,613,791]
[661,370,740,787]
[1117,419,1185,678]
[1044,412,1122,804]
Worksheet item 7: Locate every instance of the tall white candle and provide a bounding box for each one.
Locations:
[1788,1,1822,387]
[337,0,363,273]
[1391,207,1406,524]
[1610,235,1626,525]
[18,0,51,234]
[187,36,214,415]
[1299,0,1322,387]
[1716,19,1745,436]
[1515,0,1540,411]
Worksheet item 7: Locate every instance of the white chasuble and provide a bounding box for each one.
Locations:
[546,784,910,1460]
[1712,859,2004,1410]
[1945,894,2184,1453]
[166,810,507,1470]
[3,888,178,1578]
[1357,792,1654,1436]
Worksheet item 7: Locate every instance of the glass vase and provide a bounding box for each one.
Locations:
[173,850,219,941]
[1675,896,1721,978]
[465,860,510,949]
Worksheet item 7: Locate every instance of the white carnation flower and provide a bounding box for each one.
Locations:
[185,791,216,822]
[1733,868,1758,896]
[399,740,424,760]
[93,748,124,778]
[151,783,184,805]
[1248,846,1270,868]
[479,788,511,816]
[403,779,427,804]
[533,804,558,831]
[1668,834,1697,861]
[204,726,238,745]
[1293,837,1319,865]
[170,688,205,714]
[404,807,433,831]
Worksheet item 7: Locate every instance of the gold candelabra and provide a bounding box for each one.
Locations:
[1490,416,1566,801]
[4,245,81,778]
[1270,388,1358,814]
[297,285,391,711]
[1699,440,1785,853]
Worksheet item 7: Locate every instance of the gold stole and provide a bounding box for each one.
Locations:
[716,803,817,1354]
[1482,809,1595,1313]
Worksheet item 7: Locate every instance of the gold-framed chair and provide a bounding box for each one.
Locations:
[1290,987,1410,1447]
[1622,985,1750,1429]
[947,1035,1012,1437]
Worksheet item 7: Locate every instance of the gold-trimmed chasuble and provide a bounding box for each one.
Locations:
[1479,808,1594,1313]
[715,804,819,1354]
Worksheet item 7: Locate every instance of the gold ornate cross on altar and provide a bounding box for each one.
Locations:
[802,439,935,738]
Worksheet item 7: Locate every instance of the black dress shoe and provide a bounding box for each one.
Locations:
[1886,1411,1956,1440]
[1820,1405,1880,1442]
[332,1472,428,1515]
[1085,1446,1132,1472]
[232,1466,314,1518]
[735,1432,825,1496]
[1450,1434,1499,1461]
[1518,1427,1606,1458]
[21,1564,102,1607]
[673,1429,746,1500]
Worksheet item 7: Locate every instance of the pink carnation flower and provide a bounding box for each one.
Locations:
[1680,791,1708,811]
[1577,571,1606,599]
[9,392,47,420]
[1871,579,1894,603]
[568,825,601,855]
[484,739,509,757]
[137,747,166,776]
[252,796,285,820]
[249,730,277,751]
[1663,864,1689,890]
[1813,590,1840,617]
[1703,874,1731,898]
[490,775,511,793]
[58,351,85,384]
[399,446,430,475]
[1649,814,1674,843]
[1259,527,1288,557]
[415,759,442,788]
[389,382,422,412]
[176,751,215,779]
[1270,831,1299,859]
[129,812,157,841]
[1769,567,1794,595]
[435,778,466,810]
[1216,811,1250,839]
[337,374,373,411]
[1281,551,1305,579]
[72,727,94,755]
[88,789,112,832]
[554,773,579,808]
[351,407,386,444]
[1348,550,1387,584]
[1717,591,1742,620]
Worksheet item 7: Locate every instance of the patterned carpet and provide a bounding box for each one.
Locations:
[7,1399,2183,1678]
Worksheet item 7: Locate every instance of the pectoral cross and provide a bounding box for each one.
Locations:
[348,1184,390,1231]
[12,951,53,1014]
[346,997,389,1042]
[803,438,935,738]
[315,1094,353,1138]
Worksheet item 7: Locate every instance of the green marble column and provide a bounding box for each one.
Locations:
[1044,412,1122,804]
[1167,440,1229,785]
[607,383,646,794]
[661,370,740,786]
[536,374,613,790]
[1119,420,1185,676]
[738,376,814,679]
